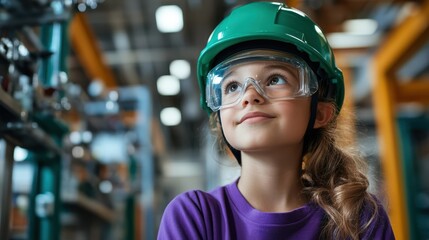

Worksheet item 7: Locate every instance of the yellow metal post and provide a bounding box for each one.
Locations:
[69,13,117,88]
[337,63,357,144]
[372,1,429,239]
[373,65,406,239]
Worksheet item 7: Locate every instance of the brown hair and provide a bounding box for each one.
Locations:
[301,102,378,239]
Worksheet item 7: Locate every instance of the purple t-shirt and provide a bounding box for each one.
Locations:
[158,180,395,239]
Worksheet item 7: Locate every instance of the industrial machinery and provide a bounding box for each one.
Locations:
[0,1,103,239]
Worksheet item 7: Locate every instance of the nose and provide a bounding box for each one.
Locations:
[240,85,265,107]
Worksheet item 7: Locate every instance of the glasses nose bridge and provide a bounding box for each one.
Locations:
[242,77,265,95]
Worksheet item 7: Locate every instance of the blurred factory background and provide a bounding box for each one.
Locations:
[0,0,428,239]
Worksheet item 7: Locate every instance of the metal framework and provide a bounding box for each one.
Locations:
[372,1,429,239]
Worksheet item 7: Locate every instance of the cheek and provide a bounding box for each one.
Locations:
[219,110,237,142]
[219,110,229,127]
[280,117,308,141]
[277,101,312,135]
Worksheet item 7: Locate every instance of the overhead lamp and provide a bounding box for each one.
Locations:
[160,107,182,126]
[327,32,381,49]
[72,146,85,159]
[91,133,127,163]
[343,19,378,35]
[170,59,191,79]
[70,131,93,144]
[70,131,82,144]
[82,131,93,143]
[155,5,184,33]
[327,18,380,49]
[105,101,117,111]
[113,31,130,50]
[14,147,28,162]
[88,79,104,97]
[99,180,113,193]
[157,75,180,95]
[108,90,119,101]
[77,3,87,12]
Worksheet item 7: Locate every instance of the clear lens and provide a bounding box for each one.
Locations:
[206,50,318,111]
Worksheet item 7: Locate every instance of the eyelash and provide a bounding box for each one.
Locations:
[266,73,289,85]
[223,80,240,94]
[221,71,292,94]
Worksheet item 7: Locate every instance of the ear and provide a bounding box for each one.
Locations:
[313,102,335,129]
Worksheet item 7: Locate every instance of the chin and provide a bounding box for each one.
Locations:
[231,143,274,152]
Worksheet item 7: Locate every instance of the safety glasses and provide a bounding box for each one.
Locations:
[205,50,318,111]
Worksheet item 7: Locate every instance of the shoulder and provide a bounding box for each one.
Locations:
[166,189,222,216]
[360,195,395,240]
[157,189,223,240]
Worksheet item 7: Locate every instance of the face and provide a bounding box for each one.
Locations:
[219,62,312,153]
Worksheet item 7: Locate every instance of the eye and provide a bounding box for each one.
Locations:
[267,75,288,86]
[224,81,242,94]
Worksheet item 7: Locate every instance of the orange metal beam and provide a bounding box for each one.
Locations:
[286,0,302,8]
[337,65,357,144]
[396,79,429,104]
[372,1,429,239]
[373,72,406,238]
[69,13,117,88]
[340,66,353,110]
[376,1,429,72]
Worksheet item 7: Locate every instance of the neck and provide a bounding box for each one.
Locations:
[238,148,306,212]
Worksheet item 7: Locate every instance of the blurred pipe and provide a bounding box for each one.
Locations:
[69,13,117,88]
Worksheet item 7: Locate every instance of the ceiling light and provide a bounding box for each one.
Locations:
[327,18,380,49]
[99,180,113,193]
[343,19,378,35]
[14,147,28,162]
[72,146,85,158]
[108,90,119,101]
[327,32,381,49]
[170,59,191,79]
[155,5,184,33]
[91,133,127,163]
[77,3,86,12]
[88,80,104,97]
[105,101,118,112]
[82,131,93,143]
[113,31,130,50]
[157,75,180,95]
[70,131,81,144]
[160,107,182,126]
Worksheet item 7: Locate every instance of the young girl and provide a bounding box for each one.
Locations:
[158,2,395,239]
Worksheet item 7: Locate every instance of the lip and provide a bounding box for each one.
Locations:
[238,111,275,124]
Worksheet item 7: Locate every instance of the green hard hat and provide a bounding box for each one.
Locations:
[197,1,344,113]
